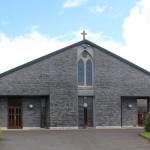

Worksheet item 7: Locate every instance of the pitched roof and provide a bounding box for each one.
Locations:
[0,39,150,77]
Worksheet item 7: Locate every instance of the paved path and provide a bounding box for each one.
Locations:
[0,129,150,150]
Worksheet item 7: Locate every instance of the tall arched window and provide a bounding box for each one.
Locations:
[78,51,93,86]
[78,59,84,85]
[86,59,92,86]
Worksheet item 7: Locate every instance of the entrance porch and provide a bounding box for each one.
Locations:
[0,96,49,129]
[121,97,150,127]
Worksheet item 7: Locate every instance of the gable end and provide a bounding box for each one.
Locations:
[0,39,149,78]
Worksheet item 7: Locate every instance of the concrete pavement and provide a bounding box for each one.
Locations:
[0,129,150,150]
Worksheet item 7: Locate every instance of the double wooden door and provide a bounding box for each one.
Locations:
[8,107,22,129]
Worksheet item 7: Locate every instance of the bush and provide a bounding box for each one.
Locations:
[0,125,2,134]
[144,112,150,132]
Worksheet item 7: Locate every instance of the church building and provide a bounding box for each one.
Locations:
[0,34,150,129]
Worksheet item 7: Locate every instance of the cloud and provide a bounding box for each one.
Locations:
[0,29,109,73]
[0,30,80,73]
[63,0,87,8]
[121,0,150,70]
[0,0,150,73]
[91,0,150,72]
[88,5,105,14]
[0,29,114,73]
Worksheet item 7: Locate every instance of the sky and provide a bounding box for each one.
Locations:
[0,0,150,73]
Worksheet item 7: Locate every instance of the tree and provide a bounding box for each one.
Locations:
[144,112,150,132]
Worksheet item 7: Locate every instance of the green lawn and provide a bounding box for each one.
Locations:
[140,132,150,140]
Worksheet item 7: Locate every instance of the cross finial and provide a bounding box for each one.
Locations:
[81,30,87,40]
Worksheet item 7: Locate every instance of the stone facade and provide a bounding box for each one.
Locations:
[49,48,78,127]
[0,40,150,129]
[122,97,137,126]
[22,97,41,127]
[94,47,150,127]
[0,46,78,128]
[0,98,7,127]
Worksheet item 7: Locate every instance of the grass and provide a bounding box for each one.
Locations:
[140,131,150,140]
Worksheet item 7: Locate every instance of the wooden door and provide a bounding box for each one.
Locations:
[8,107,22,129]
[138,107,147,126]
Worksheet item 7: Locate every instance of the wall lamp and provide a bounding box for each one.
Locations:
[128,104,132,109]
[83,103,88,108]
[29,104,33,109]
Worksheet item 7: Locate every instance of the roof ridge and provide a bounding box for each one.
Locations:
[0,39,150,77]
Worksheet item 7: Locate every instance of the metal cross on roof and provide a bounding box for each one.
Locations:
[81,30,87,40]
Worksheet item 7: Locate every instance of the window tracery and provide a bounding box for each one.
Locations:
[78,51,93,86]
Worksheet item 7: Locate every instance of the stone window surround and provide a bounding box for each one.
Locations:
[78,50,94,87]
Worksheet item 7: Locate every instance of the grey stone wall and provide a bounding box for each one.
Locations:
[0,42,150,128]
[49,48,78,127]
[22,97,41,127]
[94,48,122,126]
[122,97,137,126]
[45,98,50,128]
[0,97,7,127]
[0,47,78,127]
[0,48,77,96]
[94,47,150,126]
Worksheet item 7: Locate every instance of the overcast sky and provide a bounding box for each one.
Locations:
[0,0,150,73]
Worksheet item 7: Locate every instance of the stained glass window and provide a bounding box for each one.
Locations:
[78,51,93,86]
[82,51,87,58]
[86,59,92,86]
[78,59,84,85]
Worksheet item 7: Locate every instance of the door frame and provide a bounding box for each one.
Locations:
[138,107,148,126]
[78,96,94,127]
[8,107,23,129]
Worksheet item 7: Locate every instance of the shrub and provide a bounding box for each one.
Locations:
[144,112,150,132]
[0,125,2,134]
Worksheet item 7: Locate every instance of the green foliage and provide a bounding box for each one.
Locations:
[140,132,150,140]
[144,112,150,132]
[0,125,2,134]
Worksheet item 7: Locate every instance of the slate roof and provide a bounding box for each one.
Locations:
[0,39,150,77]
